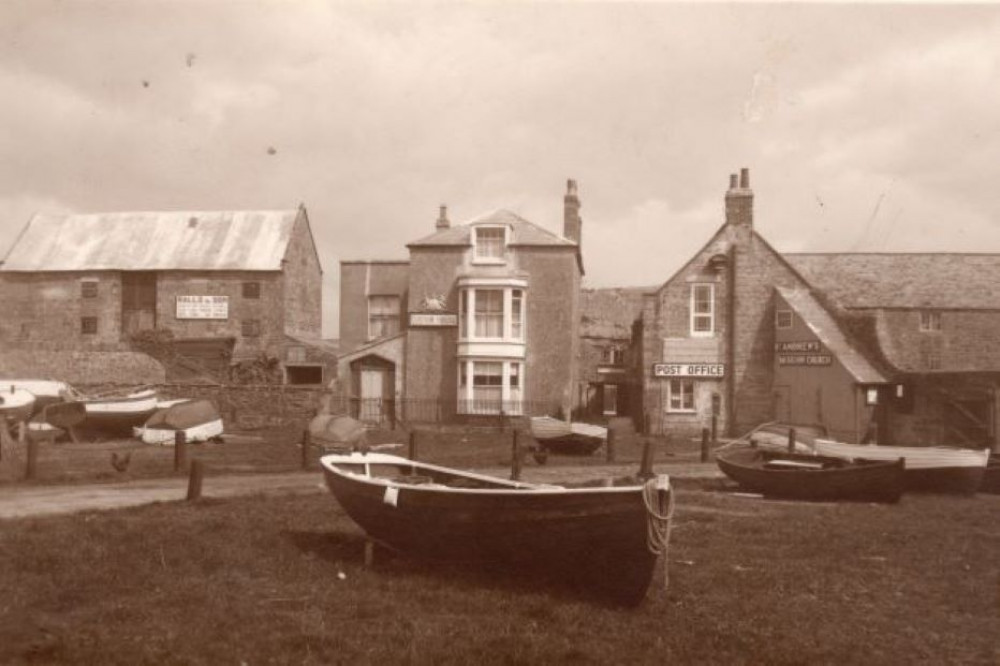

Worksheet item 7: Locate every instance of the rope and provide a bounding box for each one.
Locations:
[642,476,675,590]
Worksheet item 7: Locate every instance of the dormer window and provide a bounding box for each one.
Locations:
[473,226,506,263]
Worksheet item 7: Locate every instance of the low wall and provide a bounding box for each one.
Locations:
[0,350,166,385]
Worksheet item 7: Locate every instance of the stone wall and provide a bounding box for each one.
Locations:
[0,350,166,384]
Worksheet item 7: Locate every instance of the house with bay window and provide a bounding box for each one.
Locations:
[338,182,584,424]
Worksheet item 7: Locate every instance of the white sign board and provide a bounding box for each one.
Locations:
[176,295,229,320]
[409,313,458,327]
[653,363,725,378]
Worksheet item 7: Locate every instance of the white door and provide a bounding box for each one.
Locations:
[360,368,386,422]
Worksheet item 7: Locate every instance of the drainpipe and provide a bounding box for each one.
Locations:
[726,244,737,436]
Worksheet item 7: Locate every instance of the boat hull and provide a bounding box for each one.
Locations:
[0,388,36,422]
[814,439,988,494]
[530,417,606,455]
[321,453,667,606]
[716,447,904,503]
[80,389,159,431]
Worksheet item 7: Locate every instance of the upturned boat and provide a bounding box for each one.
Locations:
[716,446,904,503]
[529,416,606,455]
[320,452,674,606]
[134,399,224,445]
[69,387,159,432]
[813,439,989,494]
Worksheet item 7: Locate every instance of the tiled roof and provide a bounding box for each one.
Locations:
[786,253,1000,310]
[580,287,652,339]
[408,209,575,248]
[777,287,888,384]
[1,209,304,271]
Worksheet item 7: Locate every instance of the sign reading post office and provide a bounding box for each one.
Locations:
[653,363,725,379]
[176,295,229,320]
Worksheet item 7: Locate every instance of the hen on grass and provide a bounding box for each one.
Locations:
[110,451,131,473]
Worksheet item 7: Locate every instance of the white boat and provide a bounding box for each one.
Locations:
[72,387,159,431]
[813,438,990,494]
[0,380,71,416]
[529,417,607,455]
[134,399,223,445]
[0,388,36,422]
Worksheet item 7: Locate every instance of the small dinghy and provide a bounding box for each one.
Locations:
[320,452,674,606]
[69,387,159,432]
[529,416,607,455]
[135,399,224,445]
[716,446,904,503]
[0,387,36,422]
[0,380,70,417]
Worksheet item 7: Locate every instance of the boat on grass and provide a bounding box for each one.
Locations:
[320,451,674,606]
[134,399,224,446]
[813,439,989,495]
[0,380,70,418]
[529,416,606,455]
[67,387,159,432]
[0,388,36,422]
[715,446,904,503]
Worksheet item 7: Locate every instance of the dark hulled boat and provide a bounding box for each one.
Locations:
[716,446,904,503]
[320,452,673,606]
[529,417,606,455]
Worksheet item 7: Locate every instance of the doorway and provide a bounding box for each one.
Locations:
[122,272,157,336]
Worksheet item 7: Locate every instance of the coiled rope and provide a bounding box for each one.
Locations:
[642,476,675,590]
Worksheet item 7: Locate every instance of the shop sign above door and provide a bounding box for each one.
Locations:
[653,363,725,378]
[409,313,458,327]
[775,340,832,366]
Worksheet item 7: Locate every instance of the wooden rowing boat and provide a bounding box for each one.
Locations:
[73,388,159,432]
[813,439,989,495]
[134,399,224,445]
[715,446,904,503]
[529,416,606,455]
[320,452,673,606]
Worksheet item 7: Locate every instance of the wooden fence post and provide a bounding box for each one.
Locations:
[408,430,417,461]
[25,439,38,481]
[701,427,710,463]
[638,437,654,480]
[187,460,204,500]
[510,430,522,481]
[605,426,617,463]
[711,415,718,444]
[302,429,311,470]
[174,431,188,473]
[788,427,797,454]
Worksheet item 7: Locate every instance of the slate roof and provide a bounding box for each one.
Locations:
[786,253,1000,310]
[580,287,652,339]
[1,209,305,272]
[777,287,888,384]
[407,209,575,248]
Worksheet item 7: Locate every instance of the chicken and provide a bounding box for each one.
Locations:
[110,451,131,473]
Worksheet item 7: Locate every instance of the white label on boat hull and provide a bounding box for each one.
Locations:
[383,486,399,507]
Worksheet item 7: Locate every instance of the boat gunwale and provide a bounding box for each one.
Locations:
[320,452,655,497]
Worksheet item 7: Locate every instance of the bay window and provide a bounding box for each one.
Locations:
[458,284,526,342]
[475,289,504,338]
[458,359,524,415]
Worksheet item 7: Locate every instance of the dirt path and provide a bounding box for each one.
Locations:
[0,462,723,520]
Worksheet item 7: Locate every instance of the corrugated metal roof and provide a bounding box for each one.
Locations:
[1,209,301,271]
[408,209,575,247]
[777,287,887,385]
[787,253,1000,310]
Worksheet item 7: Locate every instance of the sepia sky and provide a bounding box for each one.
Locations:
[2,2,1000,337]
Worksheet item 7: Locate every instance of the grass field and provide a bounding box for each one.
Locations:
[1,484,998,664]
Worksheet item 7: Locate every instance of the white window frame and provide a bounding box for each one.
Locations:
[776,309,793,329]
[667,378,696,413]
[919,310,941,333]
[460,286,527,343]
[472,225,508,264]
[367,294,401,341]
[457,359,525,415]
[690,284,715,337]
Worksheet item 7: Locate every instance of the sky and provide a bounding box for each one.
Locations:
[2,2,1000,338]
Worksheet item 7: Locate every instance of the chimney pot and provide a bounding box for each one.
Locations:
[436,204,450,230]
[729,174,738,190]
[567,179,578,196]
[740,168,749,189]
[563,178,582,245]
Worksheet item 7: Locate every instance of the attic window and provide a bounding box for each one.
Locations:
[242,281,261,299]
[473,226,506,263]
[80,280,98,299]
[776,310,793,329]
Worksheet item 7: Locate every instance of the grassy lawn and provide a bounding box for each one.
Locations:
[1,488,998,664]
[0,423,691,485]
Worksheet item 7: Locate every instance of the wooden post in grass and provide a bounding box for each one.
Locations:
[638,438,654,480]
[187,460,204,500]
[605,426,616,463]
[408,430,417,461]
[364,540,375,567]
[711,415,718,444]
[788,427,797,454]
[644,413,651,435]
[25,439,38,480]
[510,430,522,481]
[174,431,188,473]
[499,410,506,433]
[700,428,710,463]
[302,429,311,470]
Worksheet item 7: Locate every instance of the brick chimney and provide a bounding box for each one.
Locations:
[563,179,581,244]
[436,204,450,230]
[725,167,753,228]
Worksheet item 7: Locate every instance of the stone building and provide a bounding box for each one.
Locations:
[637,168,1000,451]
[0,207,330,384]
[338,182,584,423]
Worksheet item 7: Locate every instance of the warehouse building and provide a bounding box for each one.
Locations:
[0,207,329,384]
